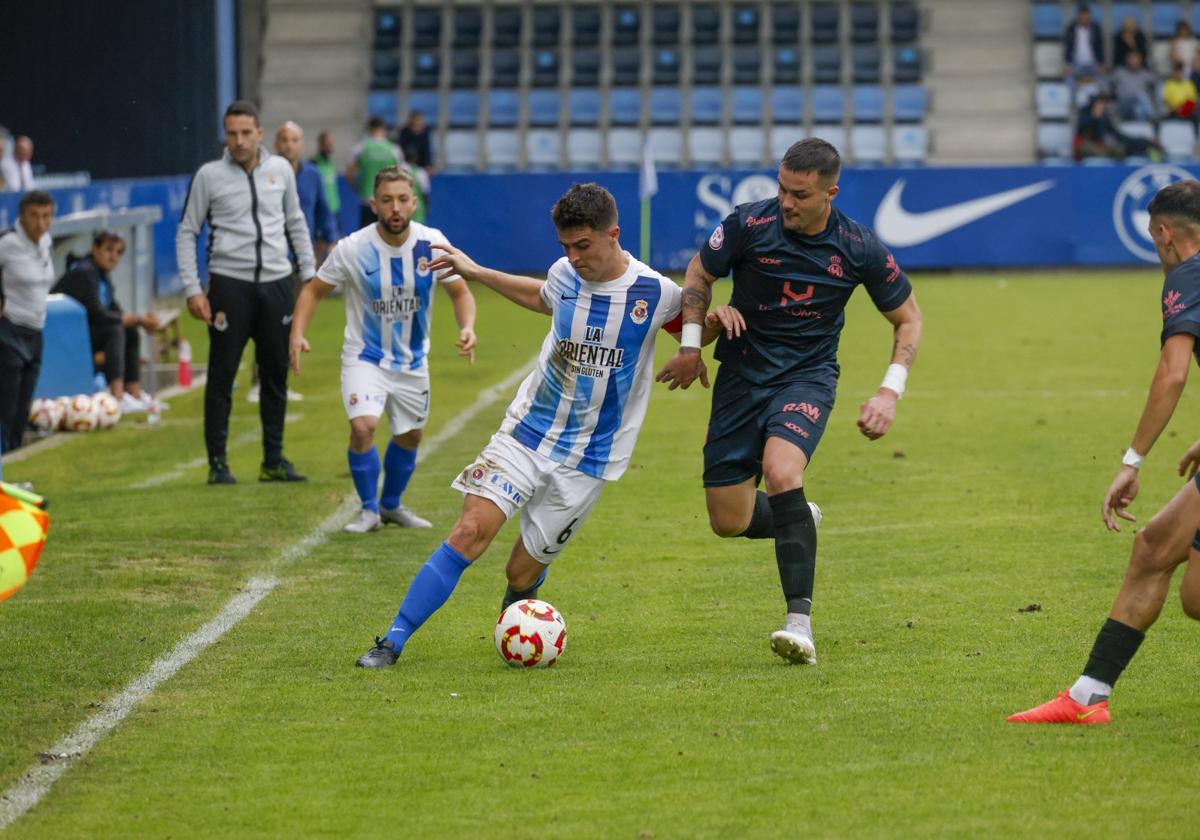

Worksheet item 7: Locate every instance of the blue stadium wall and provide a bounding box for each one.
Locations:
[1,163,1190,294]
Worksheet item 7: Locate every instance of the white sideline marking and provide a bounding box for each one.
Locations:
[0,355,537,831]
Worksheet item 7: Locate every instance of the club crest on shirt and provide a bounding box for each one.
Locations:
[826,255,844,278]
[213,311,228,332]
[708,224,724,250]
[630,299,649,325]
[416,256,431,276]
[348,393,359,406]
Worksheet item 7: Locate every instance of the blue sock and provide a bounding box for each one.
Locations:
[380,440,418,510]
[384,541,472,651]
[348,448,381,513]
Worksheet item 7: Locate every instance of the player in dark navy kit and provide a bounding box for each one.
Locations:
[657,139,923,664]
[1010,180,1200,724]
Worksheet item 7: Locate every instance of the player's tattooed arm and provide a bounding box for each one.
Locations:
[655,255,719,391]
[858,291,923,440]
[681,255,717,326]
[884,292,923,369]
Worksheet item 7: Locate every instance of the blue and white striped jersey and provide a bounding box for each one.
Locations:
[501,254,683,480]
[316,222,453,371]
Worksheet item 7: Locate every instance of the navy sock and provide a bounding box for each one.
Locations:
[738,491,774,539]
[501,566,550,612]
[769,488,817,616]
[1082,618,1145,687]
[384,541,472,652]
[348,448,381,513]
[380,441,418,510]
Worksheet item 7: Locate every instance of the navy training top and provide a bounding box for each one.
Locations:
[1161,250,1200,365]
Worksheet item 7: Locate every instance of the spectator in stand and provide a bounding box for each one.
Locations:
[347,117,403,230]
[312,131,341,240]
[1113,15,1149,71]
[274,122,336,261]
[1163,62,1199,119]
[1113,51,1158,122]
[1076,94,1163,160]
[398,111,434,171]
[1064,4,1105,78]
[51,231,164,413]
[0,192,55,452]
[1170,20,1198,70]
[0,137,35,194]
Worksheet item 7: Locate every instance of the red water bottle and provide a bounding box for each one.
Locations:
[177,339,193,387]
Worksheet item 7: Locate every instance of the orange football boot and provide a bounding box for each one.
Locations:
[1007,691,1111,724]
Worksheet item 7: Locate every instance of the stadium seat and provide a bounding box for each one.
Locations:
[444,131,479,169]
[650,87,683,125]
[1031,3,1063,40]
[1108,3,1143,33]
[653,4,681,45]
[813,46,842,84]
[1161,119,1196,160]
[607,128,642,166]
[573,5,601,46]
[1034,42,1064,79]
[1151,40,1173,74]
[691,87,723,125]
[812,85,844,122]
[373,7,401,50]
[772,3,801,44]
[850,125,886,164]
[492,5,522,47]
[892,125,928,164]
[734,46,761,84]
[733,5,759,44]
[484,130,519,169]
[491,50,520,88]
[532,50,559,87]
[447,91,480,128]
[567,129,603,168]
[612,48,642,86]
[532,6,560,46]
[690,127,723,165]
[487,90,519,127]
[573,48,601,86]
[693,4,721,44]
[402,90,441,123]
[770,126,803,161]
[412,51,440,88]
[732,126,767,165]
[852,85,884,122]
[649,128,684,166]
[894,47,923,83]
[451,51,480,88]
[810,3,840,43]
[366,91,398,125]
[1036,122,1072,158]
[693,46,723,85]
[526,130,561,169]
[851,3,879,43]
[771,86,804,123]
[852,45,882,83]
[810,124,847,154]
[892,85,926,122]
[733,86,765,124]
[568,89,601,126]
[610,88,642,125]
[413,7,442,48]
[453,7,482,48]
[1151,2,1180,39]
[890,3,919,43]
[653,48,681,85]
[613,5,641,46]
[1036,82,1071,120]
[774,47,801,84]
[370,52,400,90]
[1193,5,1200,35]
[528,90,561,127]
[1120,120,1156,141]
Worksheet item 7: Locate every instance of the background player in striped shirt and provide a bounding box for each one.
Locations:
[289,166,477,533]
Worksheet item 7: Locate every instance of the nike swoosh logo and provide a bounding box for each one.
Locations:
[541,547,561,555]
[874,178,1056,247]
[1076,708,1103,721]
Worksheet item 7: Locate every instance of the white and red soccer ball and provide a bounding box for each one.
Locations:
[28,398,64,433]
[92,391,121,429]
[494,599,567,668]
[63,394,99,432]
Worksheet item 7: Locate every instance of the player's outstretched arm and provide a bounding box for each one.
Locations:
[428,243,550,314]
[656,254,717,390]
[289,278,334,375]
[442,277,478,364]
[857,290,923,440]
[1102,332,1195,530]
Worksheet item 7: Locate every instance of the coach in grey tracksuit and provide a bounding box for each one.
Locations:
[177,100,316,484]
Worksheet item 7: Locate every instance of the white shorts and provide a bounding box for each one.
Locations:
[451,432,606,564]
[341,360,429,435]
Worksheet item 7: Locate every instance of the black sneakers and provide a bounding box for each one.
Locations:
[259,458,307,482]
[207,461,236,485]
[356,637,400,668]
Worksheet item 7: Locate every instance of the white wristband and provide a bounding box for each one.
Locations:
[1122,448,1145,469]
[880,363,908,398]
[681,322,703,349]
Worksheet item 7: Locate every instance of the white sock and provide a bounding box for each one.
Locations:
[785,612,811,636]
[1068,675,1112,706]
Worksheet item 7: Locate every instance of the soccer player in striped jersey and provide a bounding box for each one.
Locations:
[289,166,477,533]
[355,183,711,668]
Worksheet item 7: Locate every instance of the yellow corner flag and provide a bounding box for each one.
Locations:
[0,482,50,603]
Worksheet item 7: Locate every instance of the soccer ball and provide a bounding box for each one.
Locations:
[92,391,121,429]
[53,396,73,430]
[494,599,567,668]
[0,490,49,603]
[63,394,98,432]
[28,398,64,433]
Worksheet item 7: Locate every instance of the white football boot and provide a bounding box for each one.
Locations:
[343,509,382,533]
[770,618,817,665]
[380,505,432,529]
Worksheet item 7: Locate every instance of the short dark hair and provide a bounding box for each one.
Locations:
[551,183,618,232]
[368,116,387,131]
[374,165,414,193]
[781,138,841,180]
[93,229,125,248]
[224,100,260,126]
[1147,180,1200,227]
[17,190,54,214]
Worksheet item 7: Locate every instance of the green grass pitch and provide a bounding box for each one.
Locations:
[3,269,1200,837]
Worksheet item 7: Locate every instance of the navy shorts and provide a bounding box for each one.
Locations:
[703,367,835,487]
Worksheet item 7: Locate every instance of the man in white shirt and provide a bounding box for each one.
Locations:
[0,137,35,194]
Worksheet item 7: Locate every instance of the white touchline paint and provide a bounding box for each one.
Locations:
[0,355,537,831]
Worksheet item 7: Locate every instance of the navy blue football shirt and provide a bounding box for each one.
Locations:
[1161,252,1200,364]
